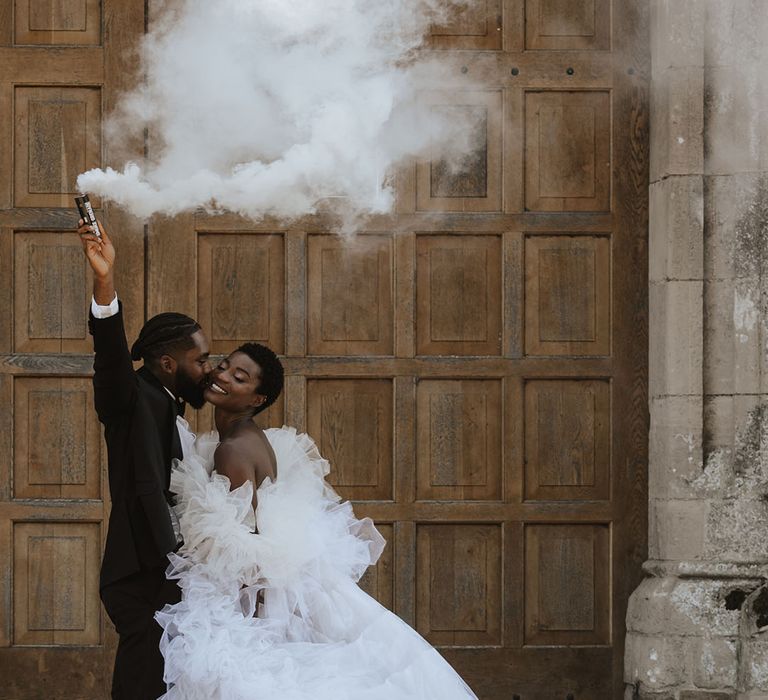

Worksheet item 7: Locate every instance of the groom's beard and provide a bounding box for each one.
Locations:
[176,368,207,409]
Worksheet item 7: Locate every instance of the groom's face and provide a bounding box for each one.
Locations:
[173,330,211,409]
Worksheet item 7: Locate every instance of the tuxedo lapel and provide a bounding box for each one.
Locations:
[170,402,183,462]
[137,366,183,468]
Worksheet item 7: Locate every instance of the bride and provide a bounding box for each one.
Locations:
[156,343,478,700]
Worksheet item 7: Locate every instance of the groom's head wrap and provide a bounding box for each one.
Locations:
[131,312,202,362]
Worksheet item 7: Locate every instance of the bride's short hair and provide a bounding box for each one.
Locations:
[235,343,284,415]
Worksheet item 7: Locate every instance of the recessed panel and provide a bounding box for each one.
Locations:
[526,0,610,50]
[358,524,394,610]
[416,379,502,501]
[13,232,91,353]
[14,87,101,207]
[13,522,101,645]
[524,379,610,500]
[525,92,611,211]
[307,379,393,501]
[430,106,489,199]
[308,235,393,356]
[524,524,610,645]
[198,233,285,354]
[416,235,502,356]
[429,0,502,50]
[525,235,610,356]
[417,91,502,212]
[15,0,101,45]
[14,377,101,499]
[416,524,501,646]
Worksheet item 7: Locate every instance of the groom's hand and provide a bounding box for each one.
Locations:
[78,218,116,304]
[78,218,115,278]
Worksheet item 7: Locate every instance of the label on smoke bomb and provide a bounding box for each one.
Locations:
[76,195,102,239]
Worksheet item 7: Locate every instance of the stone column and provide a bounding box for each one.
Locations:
[625,1,768,698]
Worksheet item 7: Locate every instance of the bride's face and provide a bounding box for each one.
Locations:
[205,351,266,413]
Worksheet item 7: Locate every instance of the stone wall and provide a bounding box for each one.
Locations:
[625,1,768,698]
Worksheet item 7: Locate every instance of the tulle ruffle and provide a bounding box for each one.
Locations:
[156,426,477,700]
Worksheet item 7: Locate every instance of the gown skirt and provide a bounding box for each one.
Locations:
[155,426,478,700]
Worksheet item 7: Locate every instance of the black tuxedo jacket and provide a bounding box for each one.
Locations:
[90,305,183,589]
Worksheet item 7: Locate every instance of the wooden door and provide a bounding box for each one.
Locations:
[0,1,144,696]
[0,0,648,698]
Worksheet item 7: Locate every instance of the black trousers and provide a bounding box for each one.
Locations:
[101,566,181,700]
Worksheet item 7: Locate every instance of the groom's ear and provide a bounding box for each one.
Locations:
[159,354,177,376]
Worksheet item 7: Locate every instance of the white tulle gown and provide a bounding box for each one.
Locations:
[155,426,478,700]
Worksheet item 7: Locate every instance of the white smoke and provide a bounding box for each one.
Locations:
[78,0,476,222]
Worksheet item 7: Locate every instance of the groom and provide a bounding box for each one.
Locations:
[78,219,212,699]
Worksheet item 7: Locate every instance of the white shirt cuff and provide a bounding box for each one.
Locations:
[91,294,119,319]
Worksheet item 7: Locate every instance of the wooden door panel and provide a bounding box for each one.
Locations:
[429,0,502,50]
[525,0,611,51]
[13,231,93,353]
[524,523,611,646]
[307,378,394,501]
[13,377,102,500]
[524,378,611,501]
[525,91,611,212]
[15,0,102,45]
[198,232,285,354]
[415,234,503,356]
[416,523,502,646]
[416,378,503,501]
[13,521,101,646]
[307,234,394,356]
[13,86,102,208]
[415,91,503,213]
[525,234,611,356]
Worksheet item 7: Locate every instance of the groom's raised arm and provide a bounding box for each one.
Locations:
[77,218,138,422]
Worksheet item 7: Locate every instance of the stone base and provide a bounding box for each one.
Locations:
[625,567,768,698]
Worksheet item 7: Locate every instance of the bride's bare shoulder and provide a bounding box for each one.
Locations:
[214,436,250,461]
[215,428,276,486]
[213,438,251,477]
